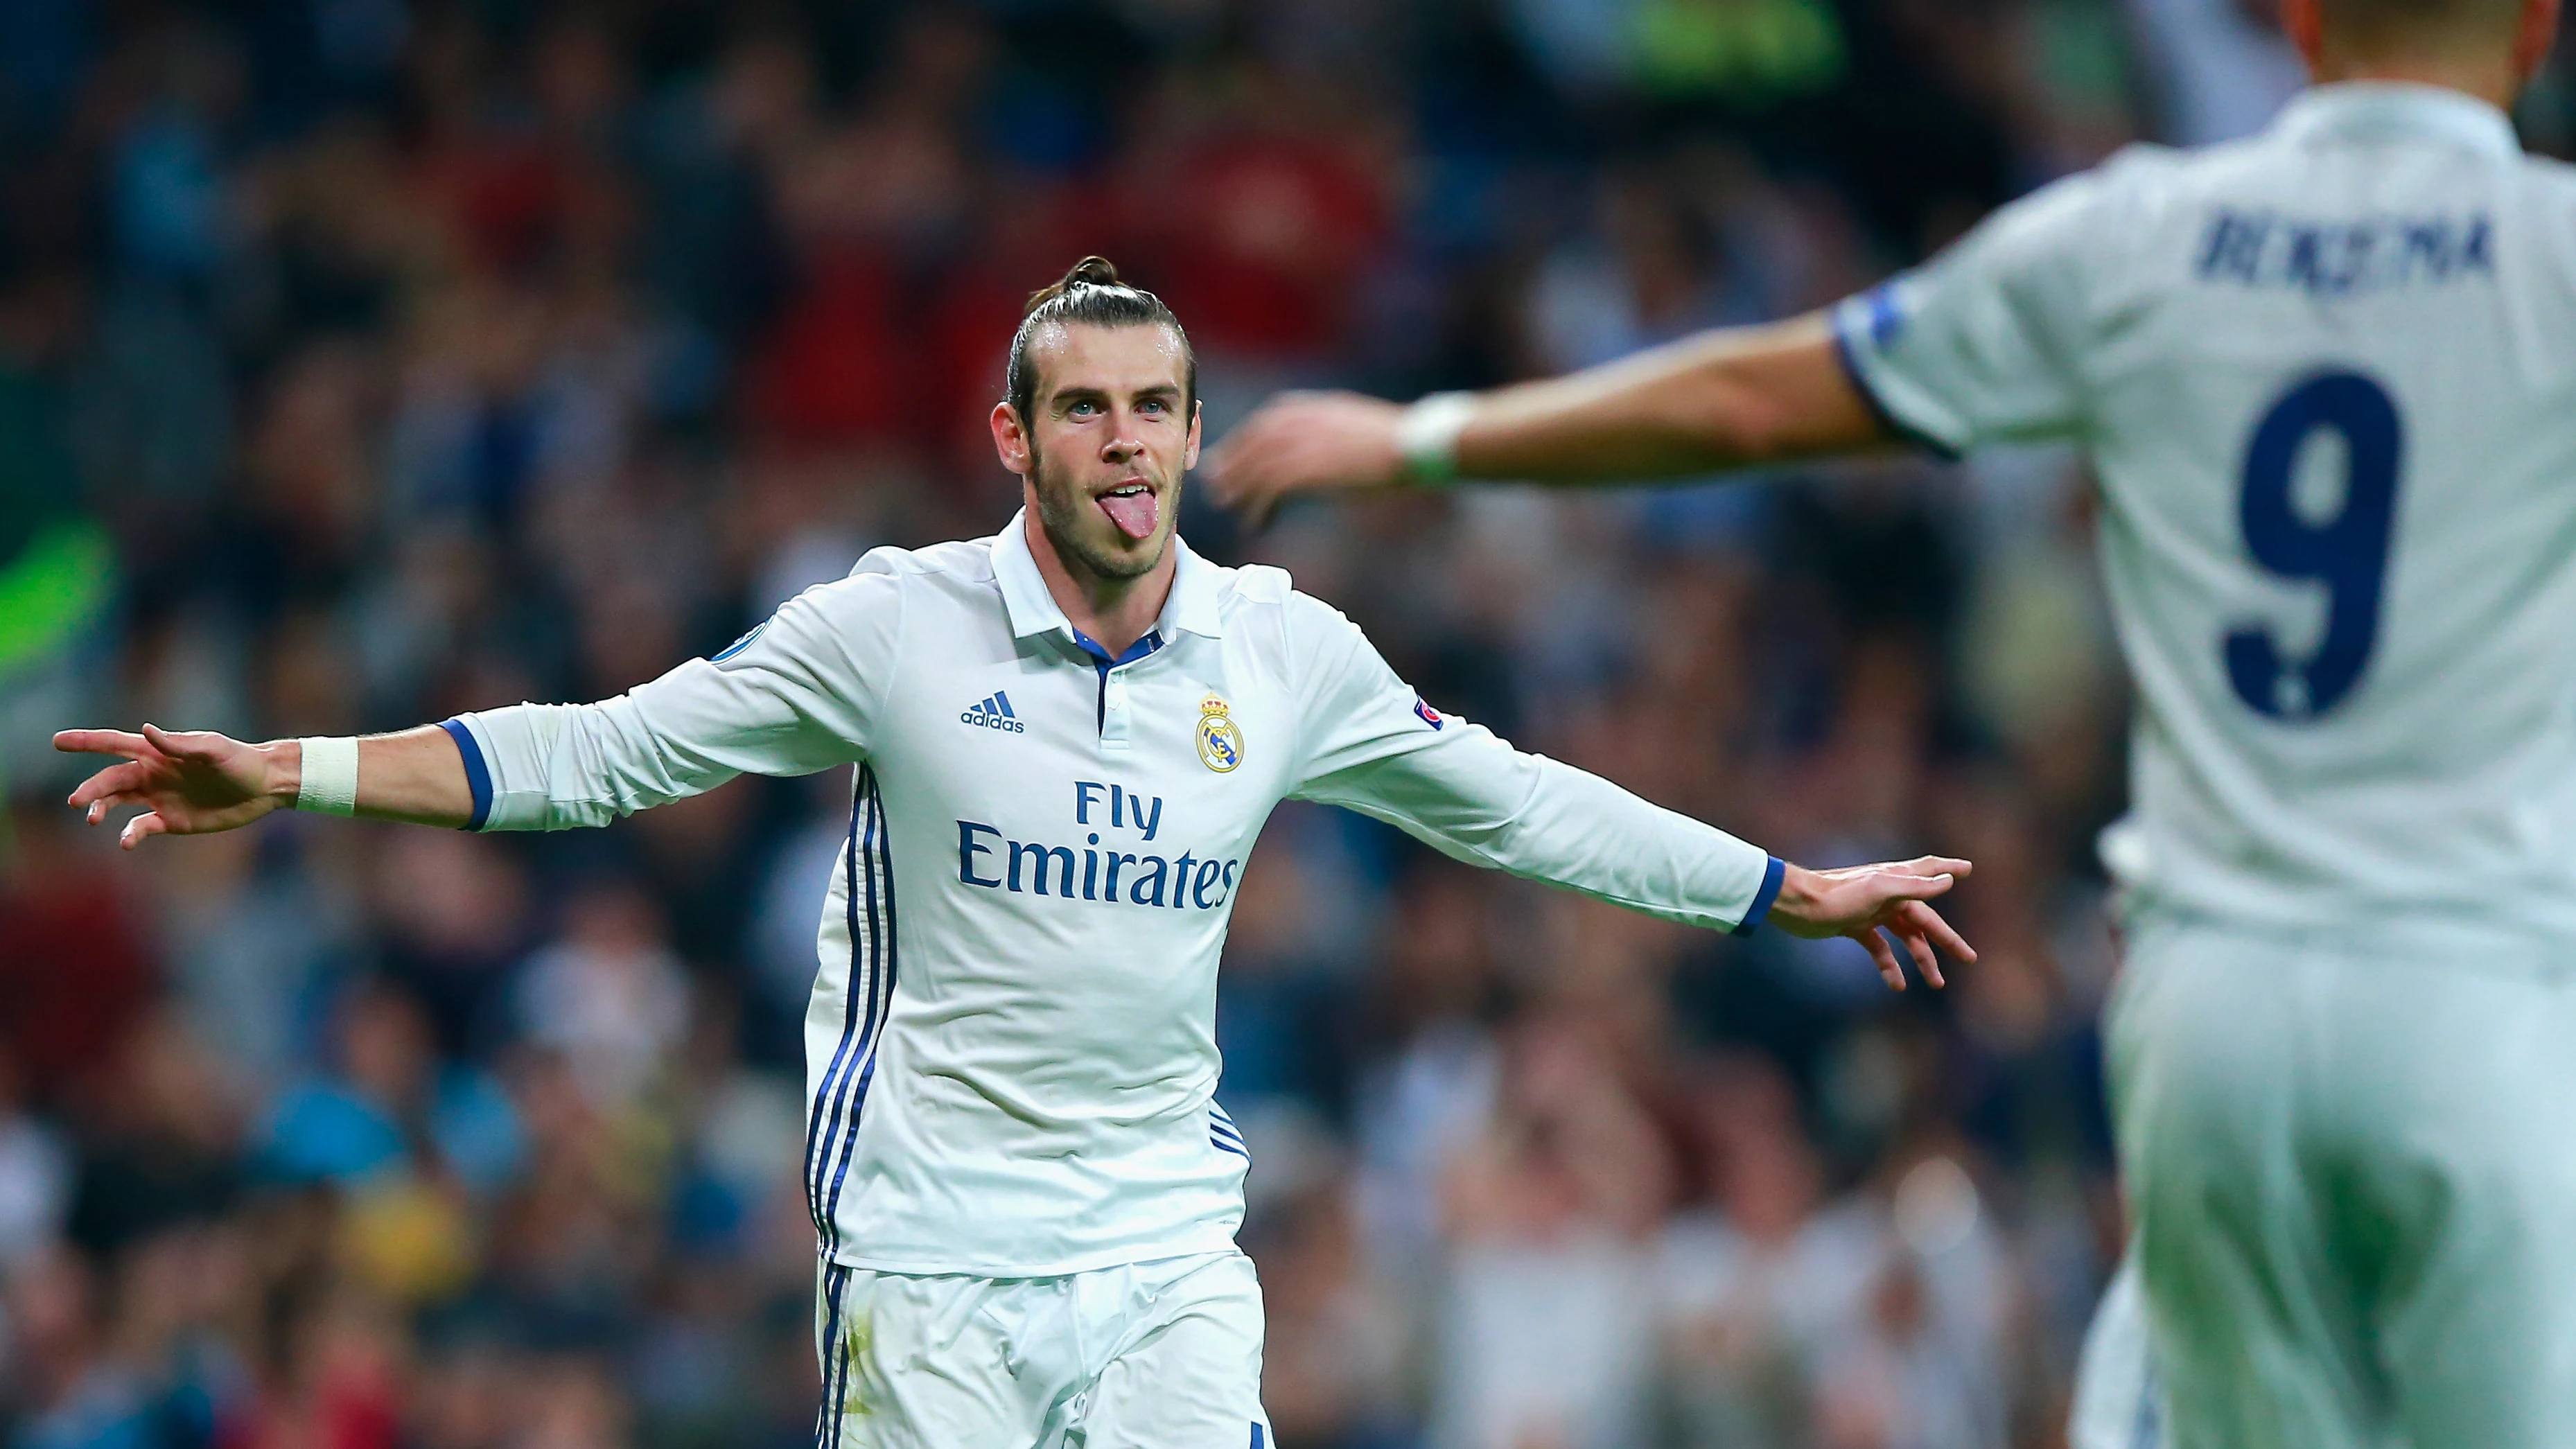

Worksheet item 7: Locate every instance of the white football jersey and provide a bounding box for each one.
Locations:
[443,514,1778,1274]
[1836,82,2576,933]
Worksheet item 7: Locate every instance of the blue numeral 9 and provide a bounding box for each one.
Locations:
[2224,371,2403,720]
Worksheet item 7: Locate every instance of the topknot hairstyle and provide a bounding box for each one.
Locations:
[1005,257,1196,434]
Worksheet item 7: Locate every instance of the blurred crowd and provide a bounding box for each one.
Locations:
[1,1,2568,1447]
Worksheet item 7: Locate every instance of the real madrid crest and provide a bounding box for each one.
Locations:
[1195,693,1244,773]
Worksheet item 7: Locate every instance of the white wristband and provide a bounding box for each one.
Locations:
[296,736,360,817]
[1396,392,1478,488]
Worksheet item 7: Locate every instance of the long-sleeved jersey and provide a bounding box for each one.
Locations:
[1836,83,2576,936]
[444,513,1782,1274]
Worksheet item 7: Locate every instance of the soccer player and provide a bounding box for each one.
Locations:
[1211,0,2575,1441]
[56,258,1974,1448]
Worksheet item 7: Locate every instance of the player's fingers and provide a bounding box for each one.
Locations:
[1205,409,1298,489]
[1200,441,1244,498]
[1207,448,1274,509]
[119,810,169,850]
[77,757,164,801]
[1898,922,1946,990]
[68,760,154,810]
[82,784,154,825]
[1207,457,1276,516]
[139,722,224,759]
[1866,870,1955,906]
[1903,855,1973,880]
[1853,926,1907,990]
[1899,899,1977,965]
[53,728,150,759]
[85,791,156,827]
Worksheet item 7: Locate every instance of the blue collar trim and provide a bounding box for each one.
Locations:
[1069,628,1165,668]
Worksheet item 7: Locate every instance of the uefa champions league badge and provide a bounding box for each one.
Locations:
[1196,693,1243,773]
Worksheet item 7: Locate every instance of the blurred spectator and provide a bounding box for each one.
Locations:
[1431,1012,1674,1449]
[0,808,157,1105]
[372,830,531,1060]
[1527,166,1763,377]
[0,1052,69,1267]
[258,978,523,1202]
[513,886,689,1114]
[62,1013,244,1264]
[1656,1055,1869,1449]
[1245,1177,1411,1449]
[152,827,357,1092]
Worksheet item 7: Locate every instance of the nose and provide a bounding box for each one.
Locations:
[1101,426,1142,464]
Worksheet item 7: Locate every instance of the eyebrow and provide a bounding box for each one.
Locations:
[1051,383,1185,406]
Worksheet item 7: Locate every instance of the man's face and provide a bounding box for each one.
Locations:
[995,321,1201,582]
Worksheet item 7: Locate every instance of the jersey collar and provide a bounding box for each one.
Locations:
[2274,81,2519,160]
[991,507,1225,644]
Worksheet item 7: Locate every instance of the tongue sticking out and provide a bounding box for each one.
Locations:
[1100,489,1159,542]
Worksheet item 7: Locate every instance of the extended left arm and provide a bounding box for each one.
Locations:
[1290,614,1972,988]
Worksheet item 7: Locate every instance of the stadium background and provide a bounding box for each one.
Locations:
[0,1,2568,1445]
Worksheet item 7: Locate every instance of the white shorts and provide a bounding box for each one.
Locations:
[812,1250,1274,1448]
[2106,911,2576,1449]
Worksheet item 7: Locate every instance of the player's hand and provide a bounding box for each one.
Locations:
[54,725,291,849]
[1205,391,1408,526]
[1767,857,1976,990]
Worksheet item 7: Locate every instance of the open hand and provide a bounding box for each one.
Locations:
[55,725,286,849]
[1205,392,1408,525]
[1767,856,1976,990]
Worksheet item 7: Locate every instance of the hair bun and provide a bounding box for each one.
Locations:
[1025,256,1125,314]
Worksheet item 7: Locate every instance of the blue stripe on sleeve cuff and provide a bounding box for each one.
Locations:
[1732,855,1787,936]
[438,719,493,832]
[1829,291,1963,462]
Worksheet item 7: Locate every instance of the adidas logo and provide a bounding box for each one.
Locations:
[960,691,1026,733]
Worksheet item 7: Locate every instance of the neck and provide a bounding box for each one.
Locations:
[2309,50,2521,109]
[1023,507,1175,657]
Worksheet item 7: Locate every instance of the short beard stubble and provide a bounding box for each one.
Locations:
[1027,436,1168,583]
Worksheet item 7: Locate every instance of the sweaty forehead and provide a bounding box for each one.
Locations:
[1028,320,1190,399]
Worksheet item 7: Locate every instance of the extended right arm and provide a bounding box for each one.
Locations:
[57,723,478,845]
[1207,313,1893,518]
[59,568,898,848]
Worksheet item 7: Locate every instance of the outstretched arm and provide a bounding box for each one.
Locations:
[1215,164,2121,519]
[1288,602,1973,990]
[1208,313,1893,520]
[57,724,476,847]
[58,569,900,848]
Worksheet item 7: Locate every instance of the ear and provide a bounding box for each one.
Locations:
[1183,400,1204,472]
[2514,0,2561,86]
[990,401,1033,478]
[2281,0,2326,71]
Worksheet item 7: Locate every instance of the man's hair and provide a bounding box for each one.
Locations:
[2324,0,2525,51]
[1004,257,1196,434]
